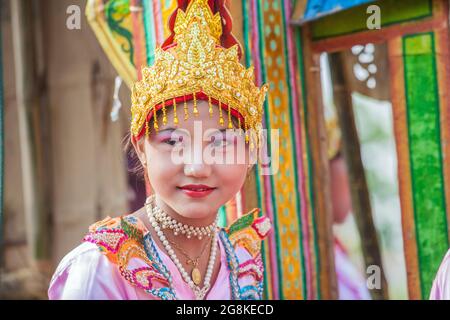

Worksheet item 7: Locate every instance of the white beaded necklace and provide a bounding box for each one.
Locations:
[152,200,216,240]
[145,196,218,300]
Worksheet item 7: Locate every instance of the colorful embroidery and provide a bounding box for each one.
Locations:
[142,232,177,299]
[84,229,127,254]
[252,216,272,239]
[225,210,272,300]
[83,210,271,300]
[226,209,272,258]
[219,229,241,300]
[238,255,264,281]
[83,215,175,300]
[240,284,263,300]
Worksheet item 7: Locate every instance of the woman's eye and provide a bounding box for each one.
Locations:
[213,140,227,147]
[162,136,183,146]
[211,136,232,148]
[165,139,178,146]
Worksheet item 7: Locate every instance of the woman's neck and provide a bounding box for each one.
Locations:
[154,195,218,228]
[134,204,222,291]
[136,196,219,257]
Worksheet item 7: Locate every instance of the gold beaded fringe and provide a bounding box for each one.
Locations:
[227,104,232,129]
[193,92,199,116]
[184,96,188,121]
[173,98,178,125]
[153,105,159,131]
[142,94,259,150]
[162,99,167,125]
[208,95,213,117]
[218,100,224,126]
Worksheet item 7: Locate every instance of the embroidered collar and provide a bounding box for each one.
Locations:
[83,211,270,300]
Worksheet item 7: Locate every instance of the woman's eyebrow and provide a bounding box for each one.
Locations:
[207,129,227,135]
[206,128,235,138]
[156,127,176,134]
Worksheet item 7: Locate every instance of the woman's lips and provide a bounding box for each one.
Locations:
[177,184,217,198]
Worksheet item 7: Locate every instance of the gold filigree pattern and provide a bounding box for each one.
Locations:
[130,0,268,147]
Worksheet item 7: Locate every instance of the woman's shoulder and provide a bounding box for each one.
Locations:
[221,208,272,300]
[49,214,175,300]
[48,240,124,299]
[223,208,272,257]
[430,249,450,300]
[50,241,104,281]
[82,215,148,261]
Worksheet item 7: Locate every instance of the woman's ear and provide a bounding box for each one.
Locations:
[131,136,147,166]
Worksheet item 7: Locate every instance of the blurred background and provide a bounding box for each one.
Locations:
[1,0,136,298]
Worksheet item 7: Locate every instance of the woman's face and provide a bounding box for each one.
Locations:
[133,100,252,221]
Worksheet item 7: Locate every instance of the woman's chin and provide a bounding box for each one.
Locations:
[176,204,217,221]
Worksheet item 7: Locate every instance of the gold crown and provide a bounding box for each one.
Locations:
[130,0,268,146]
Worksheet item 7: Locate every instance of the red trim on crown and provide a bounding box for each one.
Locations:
[162,0,242,59]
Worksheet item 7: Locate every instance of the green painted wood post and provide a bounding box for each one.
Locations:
[403,32,449,298]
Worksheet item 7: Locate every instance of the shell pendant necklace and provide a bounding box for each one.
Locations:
[169,237,211,285]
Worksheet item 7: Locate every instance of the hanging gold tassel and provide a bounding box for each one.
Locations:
[218,100,224,126]
[162,100,167,125]
[173,98,179,125]
[208,95,213,117]
[257,130,261,149]
[145,120,150,138]
[249,131,254,150]
[193,92,199,116]
[244,121,249,143]
[184,96,188,121]
[227,104,233,129]
[238,117,242,136]
[153,105,159,131]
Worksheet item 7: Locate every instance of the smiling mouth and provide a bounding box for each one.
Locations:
[177,185,217,198]
[178,184,216,192]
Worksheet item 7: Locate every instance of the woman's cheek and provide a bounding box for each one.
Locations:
[216,164,247,194]
[147,154,177,190]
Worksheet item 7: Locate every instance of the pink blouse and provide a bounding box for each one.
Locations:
[48,214,270,300]
[430,249,450,300]
[334,241,371,300]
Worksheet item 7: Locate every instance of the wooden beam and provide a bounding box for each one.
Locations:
[310,3,447,54]
[329,51,389,300]
[301,25,338,300]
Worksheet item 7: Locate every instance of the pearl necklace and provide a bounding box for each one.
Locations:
[145,196,218,300]
[149,195,216,240]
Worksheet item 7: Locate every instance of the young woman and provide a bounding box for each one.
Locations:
[48,0,271,300]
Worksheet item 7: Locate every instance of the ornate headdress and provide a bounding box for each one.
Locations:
[130,0,268,148]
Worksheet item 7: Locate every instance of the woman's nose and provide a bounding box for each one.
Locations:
[184,163,212,178]
[182,133,212,177]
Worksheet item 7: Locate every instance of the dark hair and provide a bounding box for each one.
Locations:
[123,131,145,181]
